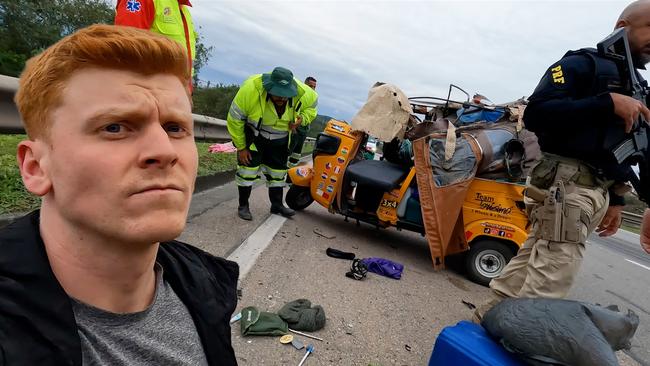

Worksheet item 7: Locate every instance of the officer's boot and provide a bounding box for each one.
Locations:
[268,187,295,217]
[237,186,253,221]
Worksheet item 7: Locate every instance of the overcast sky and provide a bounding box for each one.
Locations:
[190,0,642,120]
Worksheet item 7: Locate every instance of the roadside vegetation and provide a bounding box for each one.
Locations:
[0,135,238,214]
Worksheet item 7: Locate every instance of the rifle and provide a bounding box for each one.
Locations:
[597,28,650,203]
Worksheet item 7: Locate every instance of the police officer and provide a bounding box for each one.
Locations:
[227,67,318,220]
[288,76,318,167]
[475,0,650,321]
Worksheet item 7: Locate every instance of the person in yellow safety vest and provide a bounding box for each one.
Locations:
[227,67,319,220]
[288,76,318,167]
[114,0,197,88]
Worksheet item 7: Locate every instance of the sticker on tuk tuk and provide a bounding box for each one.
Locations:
[323,192,330,199]
[380,199,398,208]
[334,166,341,174]
[481,223,514,232]
[318,182,325,189]
[316,189,324,196]
[326,185,334,193]
[321,172,328,179]
[325,162,332,170]
[341,147,349,155]
[331,124,345,133]
[330,176,337,183]
[337,156,345,164]
[296,167,309,177]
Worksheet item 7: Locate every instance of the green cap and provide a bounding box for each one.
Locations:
[262,67,297,98]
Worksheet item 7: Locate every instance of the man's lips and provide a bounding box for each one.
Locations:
[130,184,185,196]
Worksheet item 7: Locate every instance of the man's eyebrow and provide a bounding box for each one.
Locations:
[86,108,150,125]
[162,108,194,124]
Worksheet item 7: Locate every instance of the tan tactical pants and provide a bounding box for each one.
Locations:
[475,183,609,319]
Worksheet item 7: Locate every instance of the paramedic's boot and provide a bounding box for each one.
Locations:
[238,186,253,221]
[269,187,295,217]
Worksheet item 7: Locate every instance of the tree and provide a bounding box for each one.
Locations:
[192,84,240,120]
[307,115,334,138]
[193,28,213,85]
[0,0,114,77]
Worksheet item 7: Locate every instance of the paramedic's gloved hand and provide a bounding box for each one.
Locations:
[610,93,650,133]
[596,205,623,237]
[289,116,302,132]
[642,209,650,254]
[238,149,252,165]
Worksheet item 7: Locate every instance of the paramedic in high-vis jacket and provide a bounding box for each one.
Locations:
[227,67,318,220]
[115,0,197,89]
[475,0,650,322]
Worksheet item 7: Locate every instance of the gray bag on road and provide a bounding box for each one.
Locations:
[482,298,639,366]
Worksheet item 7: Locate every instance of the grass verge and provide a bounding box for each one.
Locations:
[0,135,237,215]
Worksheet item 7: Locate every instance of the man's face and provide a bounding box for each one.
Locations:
[269,94,288,107]
[306,80,317,90]
[35,68,197,245]
[626,10,650,67]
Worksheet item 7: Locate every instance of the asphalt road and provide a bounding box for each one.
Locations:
[570,230,650,366]
[179,182,644,365]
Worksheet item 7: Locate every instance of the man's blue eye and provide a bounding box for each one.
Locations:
[105,124,121,133]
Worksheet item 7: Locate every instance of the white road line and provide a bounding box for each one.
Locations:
[227,214,287,280]
[626,259,650,272]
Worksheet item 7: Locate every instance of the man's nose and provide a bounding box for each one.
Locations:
[138,123,178,169]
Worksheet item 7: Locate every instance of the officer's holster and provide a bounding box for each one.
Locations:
[524,154,608,243]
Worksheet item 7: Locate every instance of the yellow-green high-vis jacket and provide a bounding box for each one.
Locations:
[227,74,318,150]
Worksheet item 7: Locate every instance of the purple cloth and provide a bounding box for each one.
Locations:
[360,257,404,279]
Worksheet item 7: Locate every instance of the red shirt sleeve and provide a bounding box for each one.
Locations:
[114,0,155,29]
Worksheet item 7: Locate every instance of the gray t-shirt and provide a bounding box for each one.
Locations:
[71,264,209,366]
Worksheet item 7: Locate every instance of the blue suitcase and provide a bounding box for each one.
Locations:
[429,321,524,366]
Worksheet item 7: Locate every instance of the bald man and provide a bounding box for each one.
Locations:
[474,0,650,322]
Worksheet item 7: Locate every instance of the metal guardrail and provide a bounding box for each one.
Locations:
[0,74,230,141]
[622,211,643,229]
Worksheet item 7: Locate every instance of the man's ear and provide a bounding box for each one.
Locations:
[17,140,52,196]
[615,20,628,30]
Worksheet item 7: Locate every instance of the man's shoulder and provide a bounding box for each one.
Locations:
[158,240,239,286]
[0,211,43,263]
[241,74,263,90]
[554,48,598,69]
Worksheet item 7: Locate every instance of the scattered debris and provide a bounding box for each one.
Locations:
[313,227,336,239]
[461,300,476,310]
[280,334,294,344]
[230,312,242,324]
[289,328,324,342]
[292,339,305,350]
[404,344,412,352]
[297,344,314,366]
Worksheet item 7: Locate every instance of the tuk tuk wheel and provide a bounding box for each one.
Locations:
[286,185,314,210]
[465,239,514,287]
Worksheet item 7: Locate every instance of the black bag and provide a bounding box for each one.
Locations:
[482,298,639,366]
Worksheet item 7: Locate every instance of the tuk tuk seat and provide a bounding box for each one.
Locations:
[346,160,410,192]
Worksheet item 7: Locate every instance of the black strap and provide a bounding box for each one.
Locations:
[326,248,356,260]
